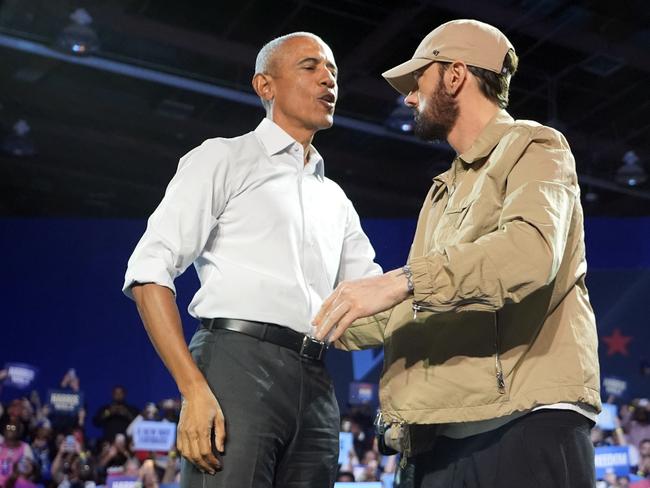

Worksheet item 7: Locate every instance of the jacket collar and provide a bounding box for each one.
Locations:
[458,109,514,165]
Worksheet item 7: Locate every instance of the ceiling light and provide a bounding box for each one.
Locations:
[385,97,414,134]
[55,8,100,56]
[1,119,36,157]
[615,150,646,187]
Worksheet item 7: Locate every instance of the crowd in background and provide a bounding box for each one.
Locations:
[593,396,650,488]
[0,369,649,488]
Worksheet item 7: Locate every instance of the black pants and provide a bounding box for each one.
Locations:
[409,410,596,488]
[180,327,340,488]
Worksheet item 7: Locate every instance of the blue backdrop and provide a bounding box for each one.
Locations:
[1,217,649,437]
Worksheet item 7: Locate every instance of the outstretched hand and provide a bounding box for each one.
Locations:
[177,382,225,475]
[313,269,411,342]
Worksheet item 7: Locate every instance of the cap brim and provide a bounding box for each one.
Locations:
[382,58,433,95]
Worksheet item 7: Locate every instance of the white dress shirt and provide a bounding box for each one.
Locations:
[123,118,382,334]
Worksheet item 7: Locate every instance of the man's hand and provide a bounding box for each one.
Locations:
[313,269,411,342]
[177,382,225,475]
[132,283,224,474]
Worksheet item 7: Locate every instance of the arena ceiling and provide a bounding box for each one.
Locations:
[0,0,649,218]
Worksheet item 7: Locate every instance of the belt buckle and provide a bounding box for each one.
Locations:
[300,335,327,360]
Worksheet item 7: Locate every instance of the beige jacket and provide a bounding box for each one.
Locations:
[339,110,601,438]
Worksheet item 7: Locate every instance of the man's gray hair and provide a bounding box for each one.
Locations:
[254,32,325,112]
[255,31,324,75]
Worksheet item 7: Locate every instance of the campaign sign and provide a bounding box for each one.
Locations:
[334,483,382,488]
[338,432,354,465]
[133,421,176,452]
[4,363,38,389]
[603,376,628,398]
[48,389,83,414]
[594,446,630,478]
[596,403,619,431]
[349,382,376,405]
[107,475,138,488]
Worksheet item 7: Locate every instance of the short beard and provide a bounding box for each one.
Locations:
[413,76,459,142]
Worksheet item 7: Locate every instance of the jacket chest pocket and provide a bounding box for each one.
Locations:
[432,198,475,246]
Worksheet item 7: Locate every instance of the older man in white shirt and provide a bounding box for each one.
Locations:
[123,31,381,488]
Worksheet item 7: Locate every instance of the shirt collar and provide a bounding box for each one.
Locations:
[304,145,325,180]
[254,118,324,180]
[458,109,515,164]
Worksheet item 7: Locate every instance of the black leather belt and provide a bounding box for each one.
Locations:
[200,318,328,361]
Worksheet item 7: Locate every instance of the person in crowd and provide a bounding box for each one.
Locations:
[126,402,159,438]
[357,449,381,482]
[158,399,180,424]
[92,386,138,443]
[636,448,650,479]
[639,439,650,465]
[336,470,355,483]
[1,399,33,441]
[50,370,87,437]
[138,458,160,488]
[4,457,43,488]
[0,420,35,486]
[30,424,52,482]
[50,432,82,486]
[97,433,131,471]
[623,400,650,454]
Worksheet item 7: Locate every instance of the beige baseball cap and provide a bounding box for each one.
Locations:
[382,19,514,95]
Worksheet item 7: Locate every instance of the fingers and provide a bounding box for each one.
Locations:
[315,300,350,341]
[198,429,219,473]
[213,408,226,453]
[177,412,221,475]
[176,425,184,457]
[328,310,359,343]
[185,428,217,475]
[312,286,340,327]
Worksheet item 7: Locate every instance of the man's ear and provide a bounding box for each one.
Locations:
[252,73,274,104]
[446,61,468,96]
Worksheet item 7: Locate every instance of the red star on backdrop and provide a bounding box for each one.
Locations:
[602,328,633,356]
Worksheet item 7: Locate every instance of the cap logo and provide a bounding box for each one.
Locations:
[432,49,440,56]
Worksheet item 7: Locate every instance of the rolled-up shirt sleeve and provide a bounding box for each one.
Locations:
[409,126,578,312]
[336,198,383,283]
[123,140,232,299]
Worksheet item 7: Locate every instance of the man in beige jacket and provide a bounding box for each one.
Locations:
[314,19,600,488]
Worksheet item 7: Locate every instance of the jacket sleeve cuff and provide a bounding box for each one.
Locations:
[408,255,438,304]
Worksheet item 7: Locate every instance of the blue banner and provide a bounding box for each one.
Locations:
[48,389,83,414]
[594,446,630,479]
[335,484,382,488]
[3,362,38,389]
[603,376,628,399]
[106,475,138,488]
[349,382,377,405]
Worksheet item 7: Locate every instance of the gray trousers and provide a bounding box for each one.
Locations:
[180,326,340,488]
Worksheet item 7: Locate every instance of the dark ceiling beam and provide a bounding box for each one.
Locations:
[567,77,649,130]
[339,3,427,79]
[579,174,650,200]
[428,0,650,72]
[269,0,306,38]
[92,5,258,69]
